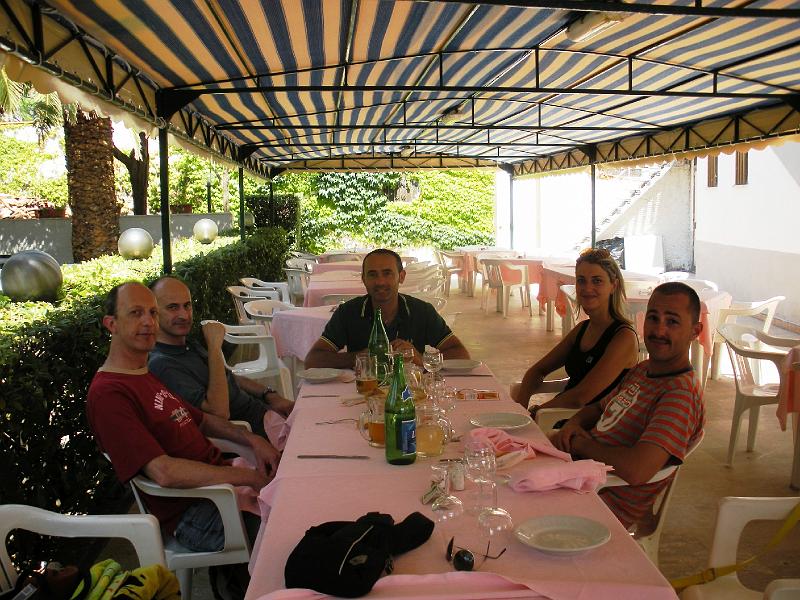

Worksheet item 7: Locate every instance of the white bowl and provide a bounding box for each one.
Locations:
[297,368,342,383]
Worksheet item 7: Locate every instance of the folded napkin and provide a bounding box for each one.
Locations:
[338,370,356,383]
[469,427,571,465]
[264,411,291,451]
[510,459,612,493]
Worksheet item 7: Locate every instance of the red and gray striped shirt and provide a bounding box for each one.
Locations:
[591,361,704,528]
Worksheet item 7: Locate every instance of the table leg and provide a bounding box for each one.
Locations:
[792,412,800,491]
[546,300,554,332]
[690,341,704,376]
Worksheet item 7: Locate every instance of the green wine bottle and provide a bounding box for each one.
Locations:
[367,307,391,385]
[385,354,416,465]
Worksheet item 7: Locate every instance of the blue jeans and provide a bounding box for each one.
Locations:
[174,500,261,552]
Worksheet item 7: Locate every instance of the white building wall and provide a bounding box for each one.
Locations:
[695,143,800,324]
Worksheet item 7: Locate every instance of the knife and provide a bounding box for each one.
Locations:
[448,373,492,377]
[297,454,370,459]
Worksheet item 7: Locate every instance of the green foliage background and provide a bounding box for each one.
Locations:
[0,132,68,206]
[0,228,288,568]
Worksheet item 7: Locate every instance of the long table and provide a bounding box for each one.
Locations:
[246,367,677,600]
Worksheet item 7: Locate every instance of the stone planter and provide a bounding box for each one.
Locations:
[36,207,67,218]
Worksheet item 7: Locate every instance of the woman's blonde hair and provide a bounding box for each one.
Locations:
[575,248,632,325]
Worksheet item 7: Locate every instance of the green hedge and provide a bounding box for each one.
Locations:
[0,227,288,568]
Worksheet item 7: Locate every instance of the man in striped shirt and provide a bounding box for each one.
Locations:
[553,282,705,529]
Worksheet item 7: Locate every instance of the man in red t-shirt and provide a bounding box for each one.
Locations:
[553,282,705,528]
[87,282,280,556]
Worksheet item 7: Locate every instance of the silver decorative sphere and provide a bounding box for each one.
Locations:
[118,228,154,260]
[193,218,218,244]
[1,250,63,302]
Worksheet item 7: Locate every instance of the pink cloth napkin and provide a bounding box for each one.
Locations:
[510,459,612,493]
[777,346,800,430]
[264,411,291,451]
[469,427,572,462]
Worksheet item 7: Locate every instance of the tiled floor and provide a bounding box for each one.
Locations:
[109,283,800,598]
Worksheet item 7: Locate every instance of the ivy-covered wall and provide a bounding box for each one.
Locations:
[0,228,288,568]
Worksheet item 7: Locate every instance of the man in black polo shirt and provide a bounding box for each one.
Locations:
[305,249,470,368]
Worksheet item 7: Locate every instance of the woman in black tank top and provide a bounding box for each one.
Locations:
[513,249,639,413]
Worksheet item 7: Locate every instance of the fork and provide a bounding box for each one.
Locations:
[315,418,357,425]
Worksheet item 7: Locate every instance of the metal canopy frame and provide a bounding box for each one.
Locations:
[2,0,799,177]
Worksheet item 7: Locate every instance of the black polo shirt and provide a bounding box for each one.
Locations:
[320,294,453,354]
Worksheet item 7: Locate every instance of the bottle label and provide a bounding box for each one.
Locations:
[401,386,412,402]
[399,419,416,454]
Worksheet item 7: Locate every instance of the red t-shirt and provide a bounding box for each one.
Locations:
[86,367,224,534]
[591,362,704,528]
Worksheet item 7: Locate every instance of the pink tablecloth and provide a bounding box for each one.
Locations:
[777,348,800,489]
[246,369,677,600]
[270,305,334,360]
[303,273,366,306]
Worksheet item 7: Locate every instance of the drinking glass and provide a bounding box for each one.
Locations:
[423,347,443,378]
[430,463,464,524]
[464,439,496,483]
[355,354,378,399]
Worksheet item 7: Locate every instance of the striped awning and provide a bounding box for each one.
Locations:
[2,0,799,175]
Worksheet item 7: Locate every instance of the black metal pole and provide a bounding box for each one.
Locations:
[206,167,212,213]
[590,163,596,248]
[238,166,245,241]
[158,128,172,273]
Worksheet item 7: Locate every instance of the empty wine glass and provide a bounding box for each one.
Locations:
[430,463,464,524]
[423,346,443,379]
[464,439,496,483]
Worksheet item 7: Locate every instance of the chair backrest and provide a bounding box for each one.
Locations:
[326,253,363,263]
[286,257,314,270]
[715,296,786,337]
[404,261,431,272]
[0,504,165,591]
[405,293,447,312]
[705,496,800,569]
[765,579,800,599]
[221,324,294,400]
[479,259,504,288]
[535,407,579,432]
[244,299,294,333]
[284,268,310,304]
[239,278,291,303]
[718,323,787,392]
[438,250,465,270]
[227,286,281,324]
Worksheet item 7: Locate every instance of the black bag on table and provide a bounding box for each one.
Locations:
[284,511,434,598]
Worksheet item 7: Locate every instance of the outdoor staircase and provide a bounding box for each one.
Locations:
[573,161,674,250]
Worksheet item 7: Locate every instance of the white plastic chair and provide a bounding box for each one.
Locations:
[324,252,364,263]
[239,277,291,304]
[511,378,569,413]
[404,261,430,273]
[679,279,719,293]
[222,323,294,401]
[710,296,785,380]
[286,257,314,270]
[405,292,447,313]
[283,267,310,306]
[0,505,165,593]
[436,250,466,296]
[243,298,294,334]
[717,324,790,466]
[764,579,800,599]
[481,259,530,317]
[679,496,800,600]
[127,475,249,600]
[602,430,704,566]
[226,286,281,325]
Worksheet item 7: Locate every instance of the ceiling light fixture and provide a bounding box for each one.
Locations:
[565,11,624,42]
[440,106,465,126]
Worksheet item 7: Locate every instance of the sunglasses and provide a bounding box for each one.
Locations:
[579,247,611,259]
[446,537,507,571]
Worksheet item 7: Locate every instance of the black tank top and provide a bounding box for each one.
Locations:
[563,319,635,405]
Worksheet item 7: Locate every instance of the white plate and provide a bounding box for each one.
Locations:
[441,359,482,372]
[297,368,342,383]
[469,412,532,430]
[514,516,611,555]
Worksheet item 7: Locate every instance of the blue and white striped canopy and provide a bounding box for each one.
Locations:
[2,0,799,173]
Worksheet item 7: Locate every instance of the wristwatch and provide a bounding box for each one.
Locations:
[261,387,277,402]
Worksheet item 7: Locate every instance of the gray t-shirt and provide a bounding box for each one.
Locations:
[148,340,267,437]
